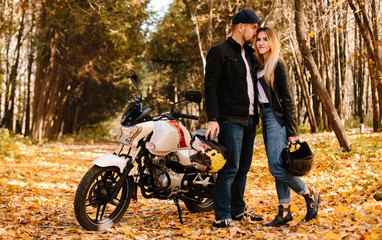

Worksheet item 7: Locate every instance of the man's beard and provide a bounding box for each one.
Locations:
[245,37,254,45]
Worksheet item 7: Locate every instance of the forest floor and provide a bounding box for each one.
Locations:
[0,128,382,239]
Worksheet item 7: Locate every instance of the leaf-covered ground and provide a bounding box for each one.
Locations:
[1,129,382,239]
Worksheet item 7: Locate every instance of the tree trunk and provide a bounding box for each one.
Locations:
[1,5,26,131]
[348,0,382,131]
[322,30,331,131]
[32,0,73,139]
[221,0,233,36]
[25,41,34,137]
[31,1,54,139]
[340,5,348,122]
[295,0,351,151]
[1,6,14,123]
[354,24,365,124]
[182,0,206,75]
[334,12,342,119]
[334,4,348,123]
[312,0,330,131]
[371,0,382,126]
[289,37,317,132]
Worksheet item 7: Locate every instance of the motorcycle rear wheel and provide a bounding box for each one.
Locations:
[74,166,133,231]
[184,197,214,213]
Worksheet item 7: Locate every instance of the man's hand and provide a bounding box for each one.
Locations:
[288,136,299,144]
[205,121,219,140]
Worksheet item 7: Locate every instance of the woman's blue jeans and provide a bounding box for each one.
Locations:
[261,106,307,204]
[213,116,256,220]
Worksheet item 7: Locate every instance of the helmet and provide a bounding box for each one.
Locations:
[190,135,227,173]
[282,141,314,176]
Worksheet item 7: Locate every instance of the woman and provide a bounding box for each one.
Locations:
[254,27,321,226]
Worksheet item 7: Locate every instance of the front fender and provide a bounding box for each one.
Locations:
[92,155,128,172]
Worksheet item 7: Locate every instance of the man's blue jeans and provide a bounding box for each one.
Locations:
[214,116,256,220]
[261,106,307,204]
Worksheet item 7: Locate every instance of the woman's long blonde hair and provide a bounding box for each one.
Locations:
[255,27,282,91]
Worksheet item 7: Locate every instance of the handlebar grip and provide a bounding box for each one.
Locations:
[177,113,199,120]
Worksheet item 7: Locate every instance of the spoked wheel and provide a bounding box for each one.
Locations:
[74,166,133,231]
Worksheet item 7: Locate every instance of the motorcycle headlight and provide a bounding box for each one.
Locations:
[119,125,141,145]
[109,129,117,136]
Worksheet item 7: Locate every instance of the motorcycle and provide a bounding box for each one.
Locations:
[74,70,216,231]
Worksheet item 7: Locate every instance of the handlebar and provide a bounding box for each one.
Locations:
[171,110,199,120]
[177,113,199,120]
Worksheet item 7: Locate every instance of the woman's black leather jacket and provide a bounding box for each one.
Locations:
[254,61,298,137]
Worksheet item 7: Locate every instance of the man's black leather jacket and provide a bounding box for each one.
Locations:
[254,61,298,137]
[204,37,259,125]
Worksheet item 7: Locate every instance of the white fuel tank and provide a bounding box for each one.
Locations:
[148,120,191,155]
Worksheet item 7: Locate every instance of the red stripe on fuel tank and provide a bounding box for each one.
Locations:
[168,120,188,148]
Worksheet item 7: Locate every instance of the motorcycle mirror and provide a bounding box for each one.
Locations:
[185,91,202,103]
[129,70,138,82]
[128,70,142,100]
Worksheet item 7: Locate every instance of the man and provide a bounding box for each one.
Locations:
[204,9,264,228]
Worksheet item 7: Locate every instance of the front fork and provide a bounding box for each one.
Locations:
[109,144,142,202]
[115,144,125,156]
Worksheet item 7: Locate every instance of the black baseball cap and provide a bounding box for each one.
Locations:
[232,9,264,24]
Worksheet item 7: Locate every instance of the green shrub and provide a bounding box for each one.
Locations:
[0,128,12,156]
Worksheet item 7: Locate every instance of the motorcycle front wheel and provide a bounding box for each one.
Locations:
[74,166,133,231]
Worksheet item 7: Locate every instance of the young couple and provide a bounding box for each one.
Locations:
[204,9,321,228]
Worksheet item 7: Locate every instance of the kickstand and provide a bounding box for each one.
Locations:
[172,197,183,224]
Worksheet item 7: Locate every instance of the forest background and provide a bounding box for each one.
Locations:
[0,0,381,145]
[1,0,382,239]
